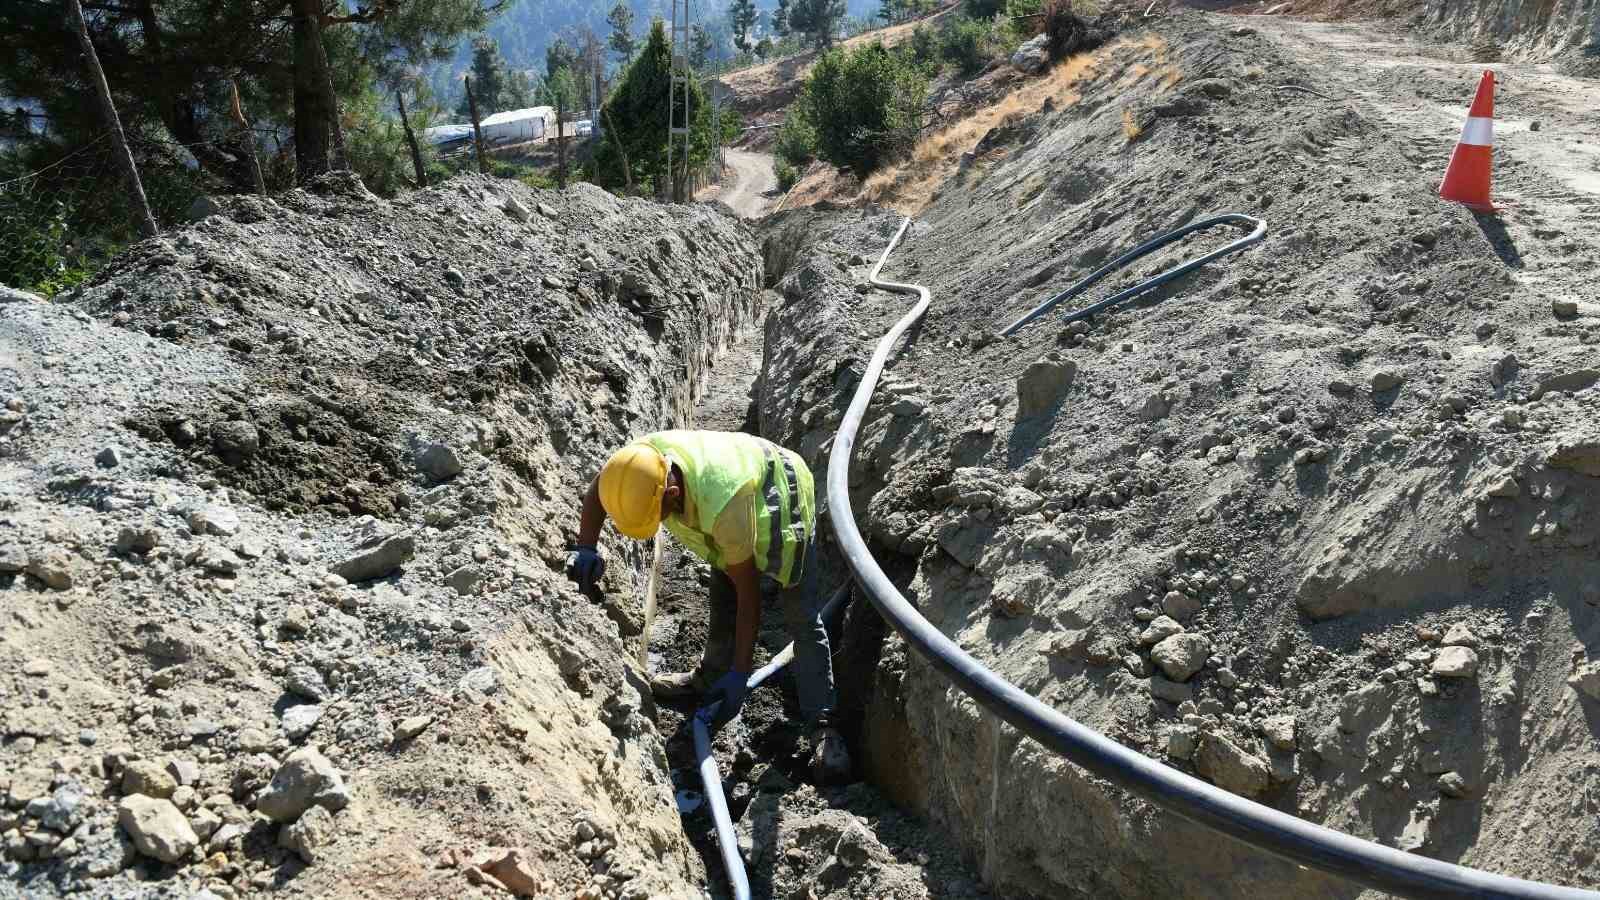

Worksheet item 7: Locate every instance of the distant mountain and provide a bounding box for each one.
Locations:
[472,0,881,71]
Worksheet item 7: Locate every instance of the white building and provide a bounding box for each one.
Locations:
[478,106,557,145]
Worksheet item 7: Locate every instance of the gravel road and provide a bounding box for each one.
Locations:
[703,149,779,219]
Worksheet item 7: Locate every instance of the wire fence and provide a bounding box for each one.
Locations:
[0,127,232,296]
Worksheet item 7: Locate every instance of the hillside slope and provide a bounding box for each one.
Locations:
[0,175,762,898]
[752,9,1600,897]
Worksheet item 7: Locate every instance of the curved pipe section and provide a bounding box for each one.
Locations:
[831,216,1596,900]
[692,582,851,900]
[1001,213,1267,337]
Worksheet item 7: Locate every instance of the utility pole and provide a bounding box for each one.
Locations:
[395,91,427,188]
[65,0,157,238]
[556,92,567,188]
[464,75,488,175]
[667,0,692,201]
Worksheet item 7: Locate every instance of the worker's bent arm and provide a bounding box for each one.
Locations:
[576,476,607,546]
[724,558,762,672]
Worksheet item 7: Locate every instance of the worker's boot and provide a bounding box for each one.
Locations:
[810,725,852,785]
[649,669,711,701]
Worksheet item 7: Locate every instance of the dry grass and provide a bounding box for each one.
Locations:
[862,52,1105,213]
[1121,107,1143,141]
[860,35,1179,215]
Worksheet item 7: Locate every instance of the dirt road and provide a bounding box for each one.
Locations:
[703,148,779,219]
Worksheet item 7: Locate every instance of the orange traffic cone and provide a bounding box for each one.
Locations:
[1440,70,1496,212]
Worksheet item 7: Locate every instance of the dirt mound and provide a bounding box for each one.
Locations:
[0,175,763,898]
[751,8,1600,898]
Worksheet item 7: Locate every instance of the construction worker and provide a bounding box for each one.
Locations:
[566,429,851,783]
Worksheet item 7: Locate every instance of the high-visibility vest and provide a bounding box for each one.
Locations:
[640,430,815,587]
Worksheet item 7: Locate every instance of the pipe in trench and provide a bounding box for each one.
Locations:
[826,215,1597,900]
[691,583,851,900]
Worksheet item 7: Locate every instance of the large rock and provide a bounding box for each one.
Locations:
[1432,646,1479,679]
[1015,356,1076,420]
[117,795,198,863]
[210,420,260,465]
[1010,33,1050,74]
[286,664,331,701]
[1,285,46,304]
[281,704,324,740]
[1195,734,1270,798]
[122,760,177,799]
[278,804,336,863]
[330,532,416,583]
[254,747,350,823]
[1260,715,1297,751]
[416,443,464,481]
[1150,633,1211,682]
[1569,662,1600,701]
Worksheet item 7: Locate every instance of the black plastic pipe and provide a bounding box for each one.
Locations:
[1001,213,1268,336]
[830,216,1597,900]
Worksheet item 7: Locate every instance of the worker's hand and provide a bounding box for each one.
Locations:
[696,669,751,728]
[565,544,605,594]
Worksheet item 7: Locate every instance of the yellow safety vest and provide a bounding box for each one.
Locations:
[640,430,815,586]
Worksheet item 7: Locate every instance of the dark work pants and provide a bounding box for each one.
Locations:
[701,537,836,725]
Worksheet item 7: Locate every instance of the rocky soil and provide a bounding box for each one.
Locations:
[1225,0,1599,70]
[750,9,1600,899]
[0,173,764,898]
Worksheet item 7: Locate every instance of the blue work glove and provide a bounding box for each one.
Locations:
[565,544,604,594]
[696,669,751,728]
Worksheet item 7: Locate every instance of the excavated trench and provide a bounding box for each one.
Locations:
[643,293,992,900]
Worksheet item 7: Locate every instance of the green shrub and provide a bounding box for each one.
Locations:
[773,105,818,169]
[775,159,799,192]
[905,24,941,70]
[803,42,926,175]
[939,17,990,76]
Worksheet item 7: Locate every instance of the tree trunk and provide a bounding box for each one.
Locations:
[556,94,566,188]
[132,0,254,192]
[65,0,157,238]
[291,0,337,182]
[603,106,633,194]
[229,79,267,195]
[464,76,488,175]
[396,91,427,189]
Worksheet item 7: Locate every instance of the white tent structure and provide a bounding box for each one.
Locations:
[422,123,473,148]
[479,106,556,145]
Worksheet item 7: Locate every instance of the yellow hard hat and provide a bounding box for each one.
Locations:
[598,443,668,540]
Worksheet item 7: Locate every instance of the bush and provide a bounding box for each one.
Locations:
[775,159,799,192]
[905,24,940,70]
[963,0,1005,17]
[1042,0,1092,60]
[803,42,927,175]
[939,18,991,76]
[773,105,818,169]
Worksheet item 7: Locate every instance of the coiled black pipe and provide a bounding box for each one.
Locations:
[1001,213,1267,336]
[830,216,1596,900]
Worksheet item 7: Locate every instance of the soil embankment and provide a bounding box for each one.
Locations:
[751,8,1600,898]
[0,175,762,899]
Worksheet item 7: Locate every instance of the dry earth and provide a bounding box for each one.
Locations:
[4,2,1600,899]
[747,6,1600,898]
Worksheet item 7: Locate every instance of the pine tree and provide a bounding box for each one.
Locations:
[772,0,792,37]
[606,3,638,63]
[689,25,714,69]
[546,38,580,81]
[729,0,758,51]
[592,19,719,194]
[789,0,845,48]
[457,37,511,117]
